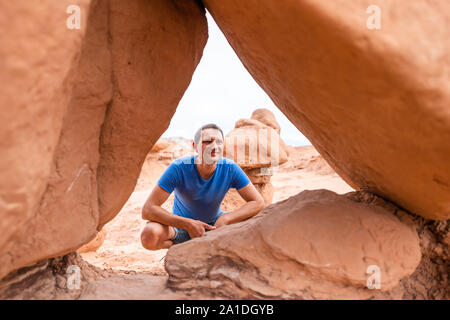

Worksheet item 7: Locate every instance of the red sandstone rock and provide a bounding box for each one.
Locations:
[0,0,91,280]
[166,189,422,299]
[203,0,450,220]
[251,108,281,134]
[150,139,174,153]
[77,228,107,254]
[0,0,207,280]
[96,0,208,227]
[224,113,288,169]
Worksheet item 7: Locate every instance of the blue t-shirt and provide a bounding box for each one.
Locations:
[157,155,251,223]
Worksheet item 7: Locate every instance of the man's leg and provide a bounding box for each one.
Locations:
[140,221,176,250]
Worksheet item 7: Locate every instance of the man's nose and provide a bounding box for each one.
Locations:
[209,140,218,148]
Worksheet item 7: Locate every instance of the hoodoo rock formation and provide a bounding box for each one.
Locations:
[222,109,289,210]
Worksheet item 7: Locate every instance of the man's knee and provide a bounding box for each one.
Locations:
[141,224,163,250]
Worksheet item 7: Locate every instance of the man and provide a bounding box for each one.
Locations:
[140,123,265,249]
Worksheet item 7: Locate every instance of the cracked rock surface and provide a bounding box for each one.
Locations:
[165,189,423,299]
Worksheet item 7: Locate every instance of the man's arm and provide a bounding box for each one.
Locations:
[142,185,189,229]
[142,185,215,237]
[215,183,265,227]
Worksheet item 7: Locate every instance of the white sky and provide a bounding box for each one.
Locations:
[161,12,311,147]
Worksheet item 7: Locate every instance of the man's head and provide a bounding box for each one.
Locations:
[193,123,224,164]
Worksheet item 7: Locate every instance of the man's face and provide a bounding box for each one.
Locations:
[195,128,224,164]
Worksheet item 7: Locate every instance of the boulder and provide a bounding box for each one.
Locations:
[245,168,272,184]
[223,110,287,209]
[0,0,91,279]
[150,139,174,153]
[0,0,207,280]
[224,121,288,169]
[234,118,266,129]
[251,108,281,134]
[203,0,450,220]
[221,182,274,212]
[166,189,422,299]
[96,0,208,227]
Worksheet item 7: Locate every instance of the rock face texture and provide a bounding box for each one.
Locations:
[0,252,108,300]
[0,0,207,280]
[203,0,450,220]
[77,228,107,254]
[0,0,91,280]
[166,189,422,299]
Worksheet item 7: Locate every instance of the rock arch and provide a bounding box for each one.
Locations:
[0,0,449,295]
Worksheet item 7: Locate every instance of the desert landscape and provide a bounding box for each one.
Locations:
[0,0,449,300]
[78,124,356,299]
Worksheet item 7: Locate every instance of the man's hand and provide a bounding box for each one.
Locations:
[214,214,230,228]
[183,219,216,239]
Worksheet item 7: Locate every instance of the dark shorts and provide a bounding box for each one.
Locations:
[170,211,230,244]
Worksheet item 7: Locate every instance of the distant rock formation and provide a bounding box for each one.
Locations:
[149,137,195,162]
[222,109,289,209]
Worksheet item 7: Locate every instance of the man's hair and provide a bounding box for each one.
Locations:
[194,123,224,144]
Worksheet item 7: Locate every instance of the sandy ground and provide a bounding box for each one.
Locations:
[79,145,354,299]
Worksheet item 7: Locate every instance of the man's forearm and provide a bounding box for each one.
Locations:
[143,206,189,229]
[223,200,263,224]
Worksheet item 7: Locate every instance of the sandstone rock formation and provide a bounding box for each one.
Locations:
[0,0,91,280]
[149,138,195,162]
[97,0,207,227]
[0,0,207,280]
[1,0,449,301]
[150,140,173,153]
[77,228,107,254]
[203,0,450,220]
[166,189,422,299]
[224,116,288,169]
[251,108,281,134]
[222,109,288,209]
[0,252,108,300]
[279,145,336,176]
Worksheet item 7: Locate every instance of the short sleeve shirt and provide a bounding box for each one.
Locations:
[157,155,251,223]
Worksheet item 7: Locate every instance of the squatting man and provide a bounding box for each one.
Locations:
[140,123,265,248]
